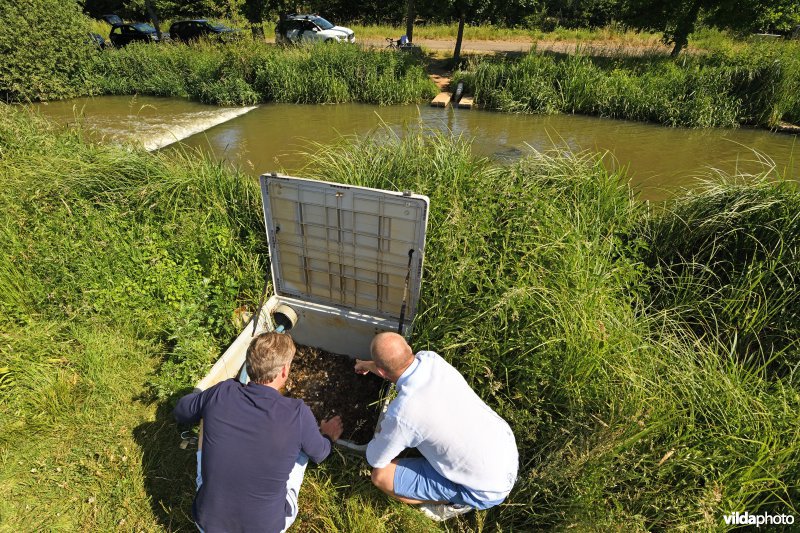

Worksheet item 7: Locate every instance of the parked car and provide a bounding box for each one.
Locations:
[275,14,355,44]
[99,14,123,26]
[169,19,241,42]
[88,32,107,50]
[109,23,164,47]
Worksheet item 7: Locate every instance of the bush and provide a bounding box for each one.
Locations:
[0,0,97,101]
[454,42,800,128]
[87,40,437,106]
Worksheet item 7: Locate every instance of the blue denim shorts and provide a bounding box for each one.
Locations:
[392,457,506,510]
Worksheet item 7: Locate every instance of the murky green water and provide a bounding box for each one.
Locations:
[36,96,798,200]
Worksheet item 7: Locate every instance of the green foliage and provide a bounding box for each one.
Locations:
[0,0,97,101]
[2,107,799,529]
[87,40,437,105]
[297,129,800,529]
[622,0,800,55]
[454,42,800,127]
[118,0,247,22]
[635,177,800,379]
[0,105,266,402]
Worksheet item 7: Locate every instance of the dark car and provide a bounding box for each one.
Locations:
[109,23,164,47]
[88,32,106,50]
[100,14,123,26]
[169,19,240,42]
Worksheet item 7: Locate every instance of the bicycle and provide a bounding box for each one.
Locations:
[385,35,410,50]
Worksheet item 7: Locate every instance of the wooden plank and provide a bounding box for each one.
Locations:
[457,96,474,109]
[431,92,451,107]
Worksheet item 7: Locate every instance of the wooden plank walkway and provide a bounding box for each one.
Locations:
[457,96,474,109]
[431,92,451,107]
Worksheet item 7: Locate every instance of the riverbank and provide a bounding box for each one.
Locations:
[90,40,437,106]
[452,41,800,128]
[2,105,798,530]
[6,11,800,131]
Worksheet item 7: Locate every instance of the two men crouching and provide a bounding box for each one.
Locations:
[174,331,517,531]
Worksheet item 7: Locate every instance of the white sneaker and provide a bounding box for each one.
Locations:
[418,503,473,522]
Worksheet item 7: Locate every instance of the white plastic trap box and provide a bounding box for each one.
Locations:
[197,173,429,398]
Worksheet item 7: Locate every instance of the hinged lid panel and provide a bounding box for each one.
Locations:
[260,174,429,327]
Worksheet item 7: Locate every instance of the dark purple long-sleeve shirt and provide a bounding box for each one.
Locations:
[174,379,331,533]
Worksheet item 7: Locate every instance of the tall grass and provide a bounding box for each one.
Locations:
[350,22,666,44]
[634,176,800,379]
[1,107,798,530]
[85,39,437,106]
[298,130,800,529]
[454,40,800,128]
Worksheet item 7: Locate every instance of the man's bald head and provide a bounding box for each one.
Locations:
[370,332,414,381]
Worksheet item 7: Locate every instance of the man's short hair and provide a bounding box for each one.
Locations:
[246,332,296,383]
[371,332,414,376]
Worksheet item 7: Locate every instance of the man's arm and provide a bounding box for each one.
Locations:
[173,387,212,425]
[365,415,416,468]
[354,359,382,378]
[300,405,342,464]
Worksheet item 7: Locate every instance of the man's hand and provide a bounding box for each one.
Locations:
[320,415,343,442]
[354,359,377,375]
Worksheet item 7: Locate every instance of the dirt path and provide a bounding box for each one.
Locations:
[360,37,672,57]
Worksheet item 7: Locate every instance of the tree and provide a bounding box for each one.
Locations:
[452,5,466,67]
[447,0,541,66]
[405,0,415,42]
[144,0,163,40]
[243,0,268,39]
[623,0,800,56]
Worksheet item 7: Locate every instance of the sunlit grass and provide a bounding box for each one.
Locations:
[1,106,798,530]
[88,39,437,106]
[454,39,800,127]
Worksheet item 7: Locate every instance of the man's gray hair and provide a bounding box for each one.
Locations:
[246,332,296,383]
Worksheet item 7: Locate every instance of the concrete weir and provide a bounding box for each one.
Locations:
[143,105,258,151]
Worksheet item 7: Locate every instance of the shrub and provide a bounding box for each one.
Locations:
[88,40,437,106]
[455,43,800,128]
[0,0,97,101]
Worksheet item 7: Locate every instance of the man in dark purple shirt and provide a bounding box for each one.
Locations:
[174,332,342,532]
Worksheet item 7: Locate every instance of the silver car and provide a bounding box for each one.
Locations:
[275,15,355,44]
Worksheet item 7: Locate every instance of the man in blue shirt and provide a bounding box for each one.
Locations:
[174,332,343,532]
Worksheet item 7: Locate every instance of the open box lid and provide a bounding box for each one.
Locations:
[259,173,430,332]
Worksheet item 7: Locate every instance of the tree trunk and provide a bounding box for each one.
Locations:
[453,11,466,67]
[245,0,266,40]
[144,0,162,40]
[670,0,703,57]
[405,0,415,43]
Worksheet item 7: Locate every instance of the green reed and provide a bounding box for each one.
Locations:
[454,40,800,128]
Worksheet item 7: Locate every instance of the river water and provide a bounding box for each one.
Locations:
[34,95,798,201]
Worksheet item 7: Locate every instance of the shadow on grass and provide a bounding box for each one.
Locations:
[133,392,197,531]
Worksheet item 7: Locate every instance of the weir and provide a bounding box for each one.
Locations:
[143,106,258,151]
[30,96,257,153]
